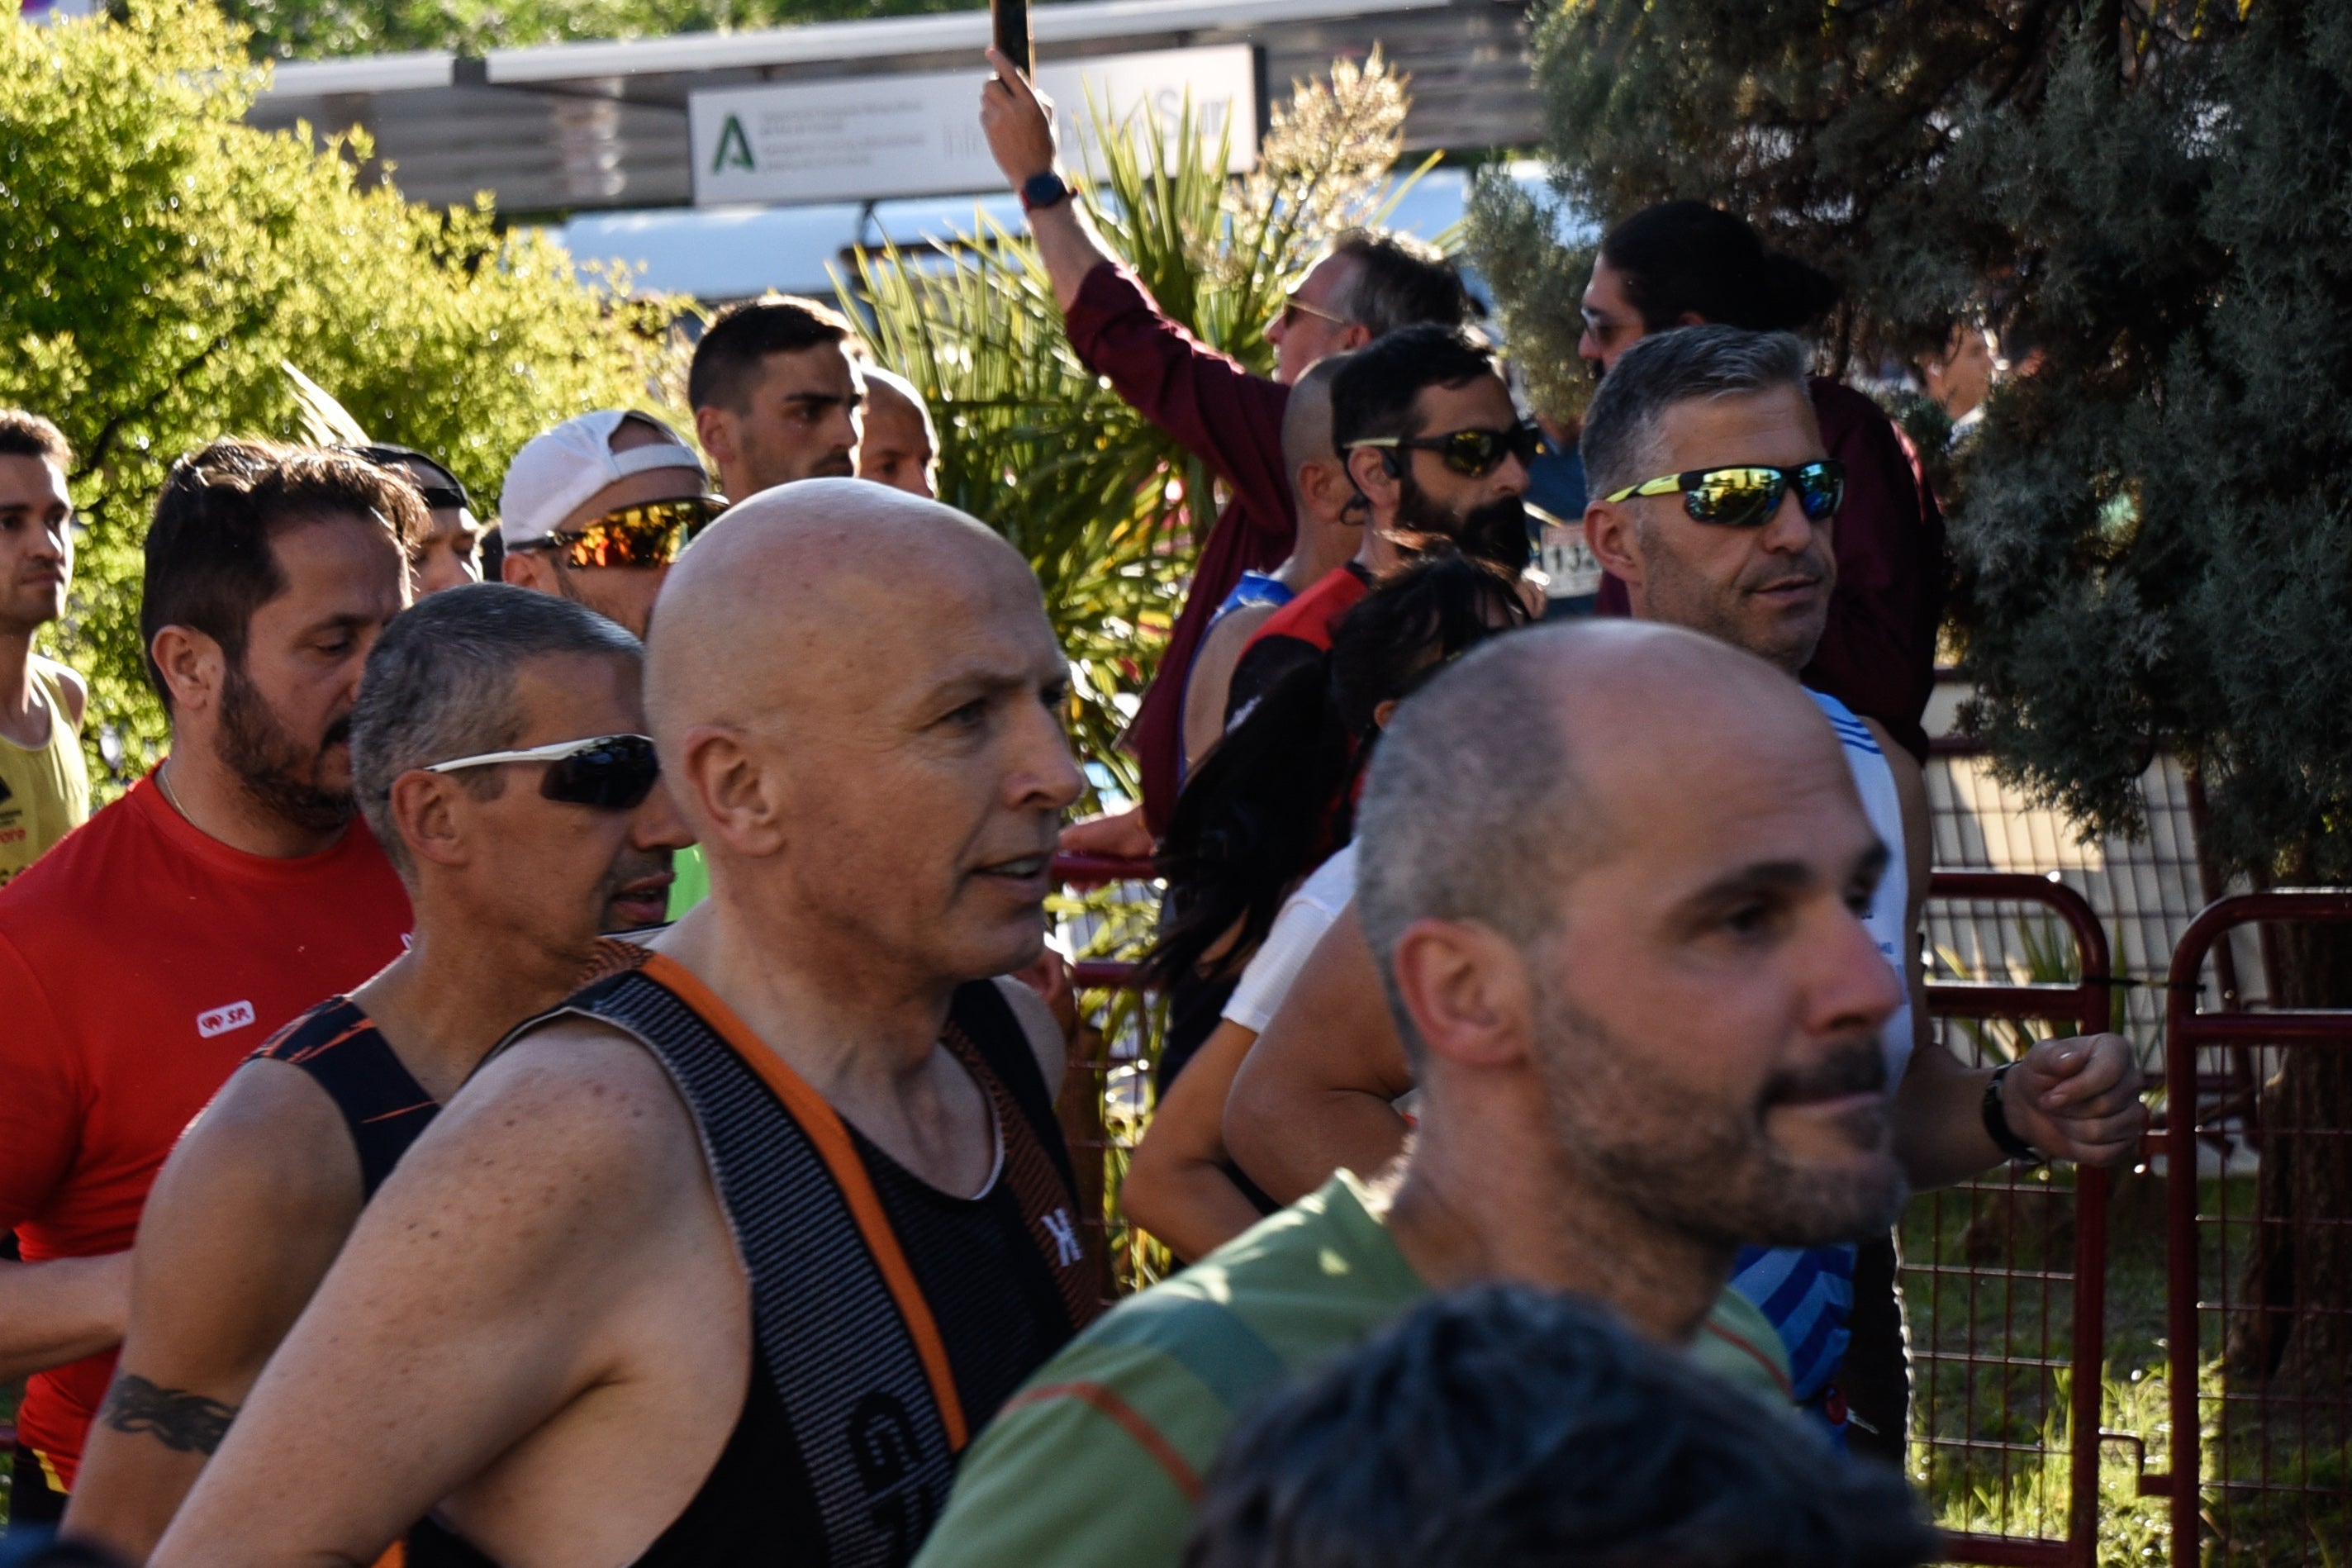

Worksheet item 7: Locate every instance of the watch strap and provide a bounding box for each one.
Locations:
[1019,169,1071,212]
[1983,1061,2044,1163]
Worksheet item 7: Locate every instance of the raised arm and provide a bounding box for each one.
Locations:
[150,1024,727,1568]
[977,50,1292,507]
[979,49,1116,313]
[1224,906,1415,1205]
[64,1063,363,1563]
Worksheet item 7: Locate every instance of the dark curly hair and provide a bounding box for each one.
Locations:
[1186,1283,1937,1568]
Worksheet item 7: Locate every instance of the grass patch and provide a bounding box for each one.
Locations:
[1903,1171,2348,1565]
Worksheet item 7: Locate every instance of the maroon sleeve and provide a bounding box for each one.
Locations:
[1802,379,1945,762]
[1062,261,1296,526]
[1065,261,1299,834]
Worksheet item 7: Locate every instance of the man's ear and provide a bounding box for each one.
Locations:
[1584,500,1644,588]
[1390,918,1533,1071]
[691,405,736,472]
[678,723,787,858]
[149,625,226,719]
[1345,446,1400,514]
[1338,322,1374,355]
[501,550,560,594]
[1298,458,1361,528]
[387,771,468,869]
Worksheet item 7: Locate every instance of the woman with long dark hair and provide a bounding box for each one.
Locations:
[1124,554,1531,1261]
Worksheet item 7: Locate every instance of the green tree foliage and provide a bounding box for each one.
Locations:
[0,0,675,781]
[221,0,974,64]
[848,54,1411,809]
[1471,0,2352,886]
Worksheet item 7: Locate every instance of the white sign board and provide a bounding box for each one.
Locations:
[689,45,1257,207]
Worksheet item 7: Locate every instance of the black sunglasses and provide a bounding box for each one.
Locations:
[421,733,661,810]
[1349,421,1546,478]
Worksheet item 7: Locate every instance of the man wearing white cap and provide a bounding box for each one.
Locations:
[498,411,724,639]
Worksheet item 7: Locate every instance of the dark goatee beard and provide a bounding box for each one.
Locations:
[1390,477,1534,573]
[216,662,355,834]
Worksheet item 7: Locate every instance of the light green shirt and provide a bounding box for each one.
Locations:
[912,1172,1793,1568]
[665,842,708,920]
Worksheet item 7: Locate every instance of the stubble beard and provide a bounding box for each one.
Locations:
[1530,978,1908,1252]
[1632,517,1826,675]
[216,660,355,834]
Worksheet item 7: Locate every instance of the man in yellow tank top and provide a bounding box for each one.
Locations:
[0,410,91,888]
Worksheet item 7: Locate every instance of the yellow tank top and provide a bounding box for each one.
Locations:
[0,656,93,887]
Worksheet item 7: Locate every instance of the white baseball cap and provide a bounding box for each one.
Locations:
[498,410,706,548]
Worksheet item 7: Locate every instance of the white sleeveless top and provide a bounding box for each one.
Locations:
[1808,691,1912,1082]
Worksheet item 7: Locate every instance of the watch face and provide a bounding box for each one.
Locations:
[1023,172,1066,208]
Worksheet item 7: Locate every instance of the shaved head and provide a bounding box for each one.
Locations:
[1281,355,1344,486]
[648,478,1081,985]
[648,478,1030,748]
[1360,619,1907,1252]
[1357,620,1830,988]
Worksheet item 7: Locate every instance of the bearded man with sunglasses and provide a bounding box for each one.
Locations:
[499,411,726,639]
[63,585,691,1564]
[1229,325,1539,716]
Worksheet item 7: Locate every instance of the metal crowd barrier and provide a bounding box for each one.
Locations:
[2160,890,2352,1566]
[1914,872,2115,1568]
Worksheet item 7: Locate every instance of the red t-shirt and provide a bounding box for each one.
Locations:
[0,772,411,1484]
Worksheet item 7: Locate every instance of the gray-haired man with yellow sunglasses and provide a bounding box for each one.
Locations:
[498,411,727,639]
[1581,323,2145,1460]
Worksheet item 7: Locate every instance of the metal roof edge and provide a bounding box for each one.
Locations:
[265,50,458,96]
[482,0,1430,84]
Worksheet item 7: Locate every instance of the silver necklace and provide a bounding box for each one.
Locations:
[156,758,188,820]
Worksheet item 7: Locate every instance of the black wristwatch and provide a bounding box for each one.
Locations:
[1019,169,1071,212]
[1983,1062,2045,1164]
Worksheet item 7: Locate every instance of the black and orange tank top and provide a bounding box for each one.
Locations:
[250,995,437,1200]
[410,943,1093,1568]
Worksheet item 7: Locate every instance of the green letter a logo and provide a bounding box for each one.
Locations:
[713,113,755,173]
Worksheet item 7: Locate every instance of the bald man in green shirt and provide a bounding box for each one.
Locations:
[916,620,1916,1568]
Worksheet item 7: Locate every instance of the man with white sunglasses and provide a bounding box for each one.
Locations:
[62,585,691,1563]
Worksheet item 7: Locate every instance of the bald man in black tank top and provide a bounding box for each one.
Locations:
[64,586,690,1563]
[154,483,1096,1568]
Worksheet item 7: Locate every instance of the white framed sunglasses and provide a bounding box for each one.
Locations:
[421,733,659,809]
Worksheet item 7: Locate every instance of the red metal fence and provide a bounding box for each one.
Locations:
[1914,872,2114,1568]
[2162,890,2352,1566]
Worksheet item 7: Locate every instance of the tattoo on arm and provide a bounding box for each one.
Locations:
[100,1372,238,1455]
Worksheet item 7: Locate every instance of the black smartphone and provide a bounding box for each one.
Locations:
[992,0,1033,77]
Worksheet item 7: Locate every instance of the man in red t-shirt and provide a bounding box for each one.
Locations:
[977,51,1479,841]
[0,440,418,1519]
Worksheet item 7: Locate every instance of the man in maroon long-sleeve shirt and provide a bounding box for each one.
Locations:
[980,52,1478,845]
